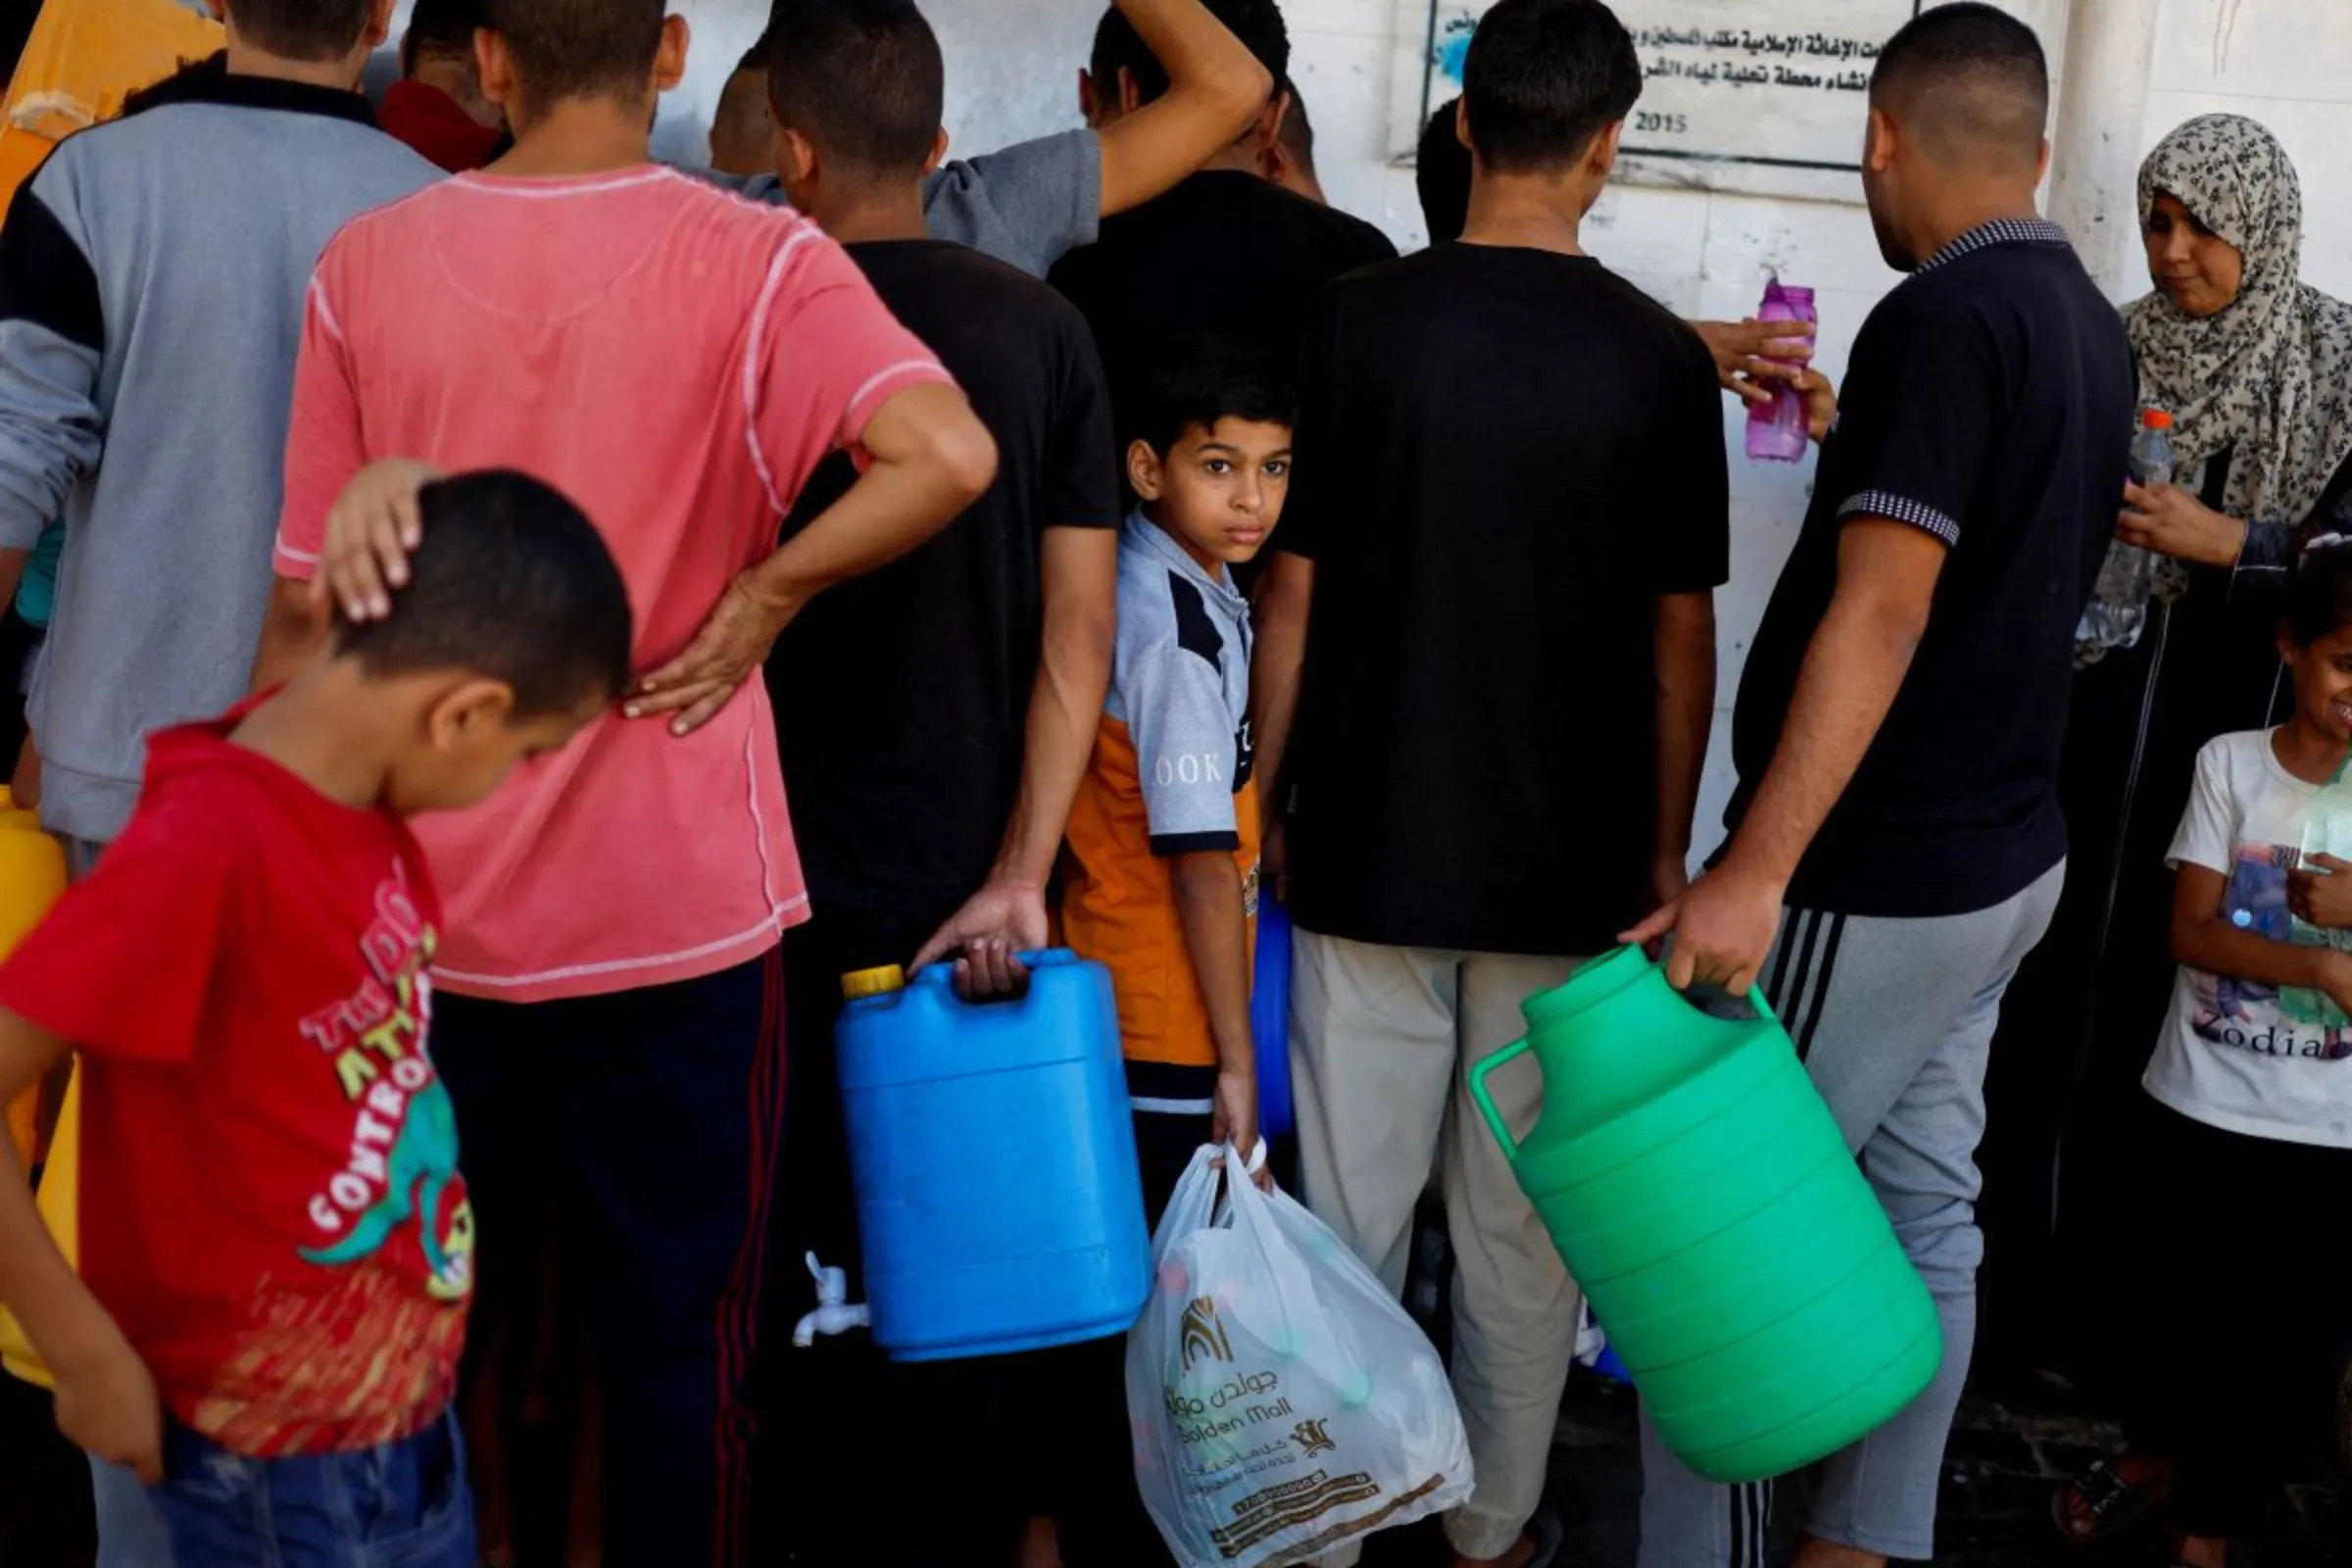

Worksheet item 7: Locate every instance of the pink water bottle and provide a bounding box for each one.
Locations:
[1744,280,1817,465]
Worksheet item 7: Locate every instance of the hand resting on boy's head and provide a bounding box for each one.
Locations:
[314,458,440,623]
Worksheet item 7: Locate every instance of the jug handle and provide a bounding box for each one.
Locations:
[1466,1037,1534,1162]
[911,950,1057,997]
[1466,984,1777,1162]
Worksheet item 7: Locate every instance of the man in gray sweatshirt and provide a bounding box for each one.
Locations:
[0,0,437,876]
[0,4,432,1556]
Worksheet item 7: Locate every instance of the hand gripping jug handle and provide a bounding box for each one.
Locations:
[1467,981,1776,1162]
[908,949,1057,993]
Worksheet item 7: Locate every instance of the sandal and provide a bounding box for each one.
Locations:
[2050,1456,2172,1546]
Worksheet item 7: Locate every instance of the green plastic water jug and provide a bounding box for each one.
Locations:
[1467,946,1941,1484]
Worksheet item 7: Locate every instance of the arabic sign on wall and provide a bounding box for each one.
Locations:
[1395,0,2047,203]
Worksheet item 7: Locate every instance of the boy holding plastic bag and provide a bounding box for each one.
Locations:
[1133,1147,1475,1567]
[1058,354,1473,1565]
[1060,349,1294,1221]
[1055,353,1289,1562]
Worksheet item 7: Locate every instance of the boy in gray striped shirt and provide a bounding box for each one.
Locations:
[1055,354,1293,1565]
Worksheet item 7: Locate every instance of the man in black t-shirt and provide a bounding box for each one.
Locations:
[1251,4,1727,1564]
[1050,0,1397,432]
[1623,9,2134,1567]
[1263,75,1324,203]
[753,4,1121,1559]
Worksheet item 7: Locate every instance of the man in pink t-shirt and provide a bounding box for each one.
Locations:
[254,3,994,1560]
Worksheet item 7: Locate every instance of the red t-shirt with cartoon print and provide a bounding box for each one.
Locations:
[0,712,468,1456]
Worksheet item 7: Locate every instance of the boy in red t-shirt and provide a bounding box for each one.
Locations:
[253,0,994,1556]
[0,470,632,1565]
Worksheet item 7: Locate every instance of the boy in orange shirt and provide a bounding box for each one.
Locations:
[1054,353,1291,1564]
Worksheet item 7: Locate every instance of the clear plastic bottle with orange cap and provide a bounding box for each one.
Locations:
[2078,408,2178,659]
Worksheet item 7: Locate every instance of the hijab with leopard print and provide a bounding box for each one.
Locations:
[2124,115,2352,548]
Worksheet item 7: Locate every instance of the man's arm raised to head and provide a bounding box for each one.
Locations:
[1095,0,1273,218]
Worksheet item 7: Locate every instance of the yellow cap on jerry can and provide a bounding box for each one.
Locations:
[841,965,906,1001]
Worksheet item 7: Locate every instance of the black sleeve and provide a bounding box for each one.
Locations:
[1644,327,1732,594]
[1348,215,1401,270]
[1831,296,2003,548]
[2240,519,2296,573]
[1272,290,1344,564]
[2296,445,2352,536]
[1047,312,1120,531]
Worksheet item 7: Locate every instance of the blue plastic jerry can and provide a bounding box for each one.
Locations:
[835,950,1152,1361]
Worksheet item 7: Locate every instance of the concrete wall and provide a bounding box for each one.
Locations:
[543,0,2352,851]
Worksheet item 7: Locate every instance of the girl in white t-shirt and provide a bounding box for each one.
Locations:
[2125,537,2352,1568]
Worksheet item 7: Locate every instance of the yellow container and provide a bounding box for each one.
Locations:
[0,0,224,215]
[0,786,66,1167]
[0,1066,79,1388]
[0,786,71,1389]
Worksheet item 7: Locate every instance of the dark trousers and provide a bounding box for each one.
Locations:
[2132,1102,2352,1541]
[752,907,1211,1566]
[434,951,786,1568]
[1053,1105,1208,1568]
[755,903,1025,1567]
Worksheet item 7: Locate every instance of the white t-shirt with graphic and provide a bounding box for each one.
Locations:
[2146,728,2352,1148]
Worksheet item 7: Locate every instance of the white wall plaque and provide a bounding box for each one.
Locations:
[1391,0,2063,205]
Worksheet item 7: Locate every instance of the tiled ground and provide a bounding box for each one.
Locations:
[7,1355,2349,1565]
[1356,1371,2352,1567]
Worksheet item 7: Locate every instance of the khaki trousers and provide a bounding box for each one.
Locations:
[1291,929,1579,1564]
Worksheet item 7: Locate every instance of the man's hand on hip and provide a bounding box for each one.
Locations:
[624,573,793,737]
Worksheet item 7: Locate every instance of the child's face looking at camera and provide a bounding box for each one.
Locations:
[2284,624,2352,748]
[1128,417,1294,569]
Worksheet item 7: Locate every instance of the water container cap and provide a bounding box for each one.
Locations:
[2143,409,2174,429]
[840,965,906,1001]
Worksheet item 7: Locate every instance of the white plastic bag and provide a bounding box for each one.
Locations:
[1128,1147,1474,1568]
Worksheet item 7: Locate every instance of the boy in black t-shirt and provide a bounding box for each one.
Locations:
[707,31,773,178]
[1623,9,2133,1567]
[756,1,1122,1558]
[1051,0,1397,430]
[1250,3,1727,1564]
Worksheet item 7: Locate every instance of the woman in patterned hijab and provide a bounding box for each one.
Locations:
[2119,114,2352,575]
[2039,114,2352,1554]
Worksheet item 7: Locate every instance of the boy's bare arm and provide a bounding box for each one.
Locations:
[1096,0,1274,218]
[2174,864,2352,1007]
[0,1011,163,1481]
[1627,520,1942,991]
[915,527,1117,977]
[1651,591,1717,904]
[1170,851,1268,1180]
